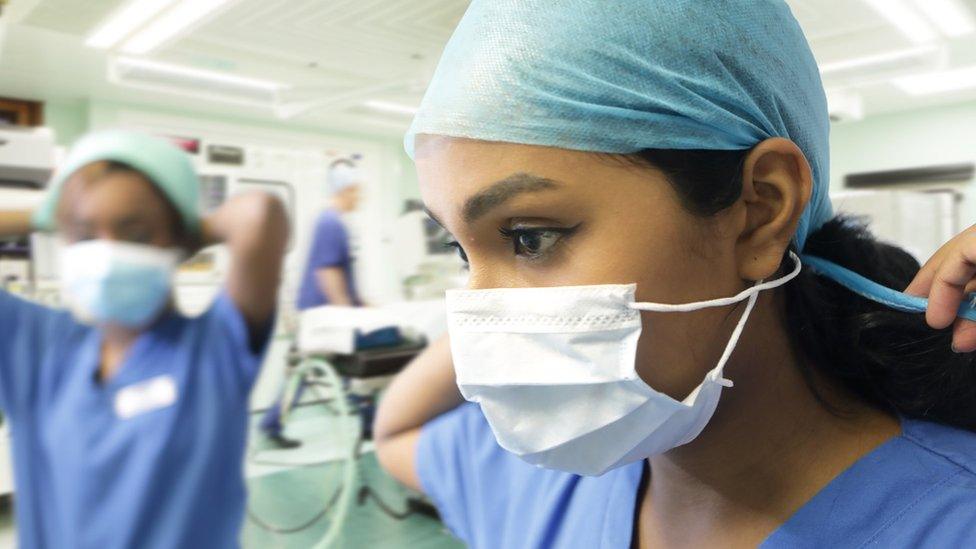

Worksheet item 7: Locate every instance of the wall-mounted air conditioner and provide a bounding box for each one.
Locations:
[0,126,55,189]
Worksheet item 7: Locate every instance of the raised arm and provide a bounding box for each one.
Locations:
[200,193,289,338]
[373,334,464,491]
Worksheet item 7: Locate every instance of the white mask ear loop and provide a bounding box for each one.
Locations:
[707,290,759,387]
[626,251,804,387]
[627,251,803,313]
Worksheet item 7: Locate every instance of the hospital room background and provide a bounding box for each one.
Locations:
[0,0,975,547]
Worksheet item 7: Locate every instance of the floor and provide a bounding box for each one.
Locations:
[241,403,463,549]
[0,402,464,549]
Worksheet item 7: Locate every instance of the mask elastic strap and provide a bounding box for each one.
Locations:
[627,251,802,313]
[802,254,976,322]
[708,290,760,388]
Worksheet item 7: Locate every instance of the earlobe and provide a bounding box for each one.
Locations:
[736,138,813,281]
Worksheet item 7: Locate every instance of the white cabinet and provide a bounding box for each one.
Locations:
[0,423,14,496]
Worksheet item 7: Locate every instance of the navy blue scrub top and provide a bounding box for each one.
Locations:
[0,289,270,549]
[418,403,976,548]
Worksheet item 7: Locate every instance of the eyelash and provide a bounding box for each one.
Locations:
[445,241,468,264]
[498,226,578,260]
[446,224,581,265]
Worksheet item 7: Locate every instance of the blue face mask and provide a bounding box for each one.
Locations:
[59,240,182,328]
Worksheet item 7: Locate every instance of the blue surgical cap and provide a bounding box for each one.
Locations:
[405,0,833,251]
[327,162,362,195]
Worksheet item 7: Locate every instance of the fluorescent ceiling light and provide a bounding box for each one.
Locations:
[121,0,233,55]
[910,0,976,37]
[363,100,419,116]
[893,65,976,94]
[85,0,177,49]
[113,56,284,91]
[819,45,940,75]
[862,0,939,44]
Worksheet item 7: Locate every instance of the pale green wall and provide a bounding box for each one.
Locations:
[42,98,89,146]
[829,100,976,192]
[829,100,976,224]
[396,144,421,205]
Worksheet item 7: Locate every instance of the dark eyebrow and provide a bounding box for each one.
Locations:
[462,173,560,224]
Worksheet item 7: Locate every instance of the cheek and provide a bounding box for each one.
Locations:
[633,308,735,400]
[608,210,744,400]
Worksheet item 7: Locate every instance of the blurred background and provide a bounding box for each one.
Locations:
[0,0,974,547]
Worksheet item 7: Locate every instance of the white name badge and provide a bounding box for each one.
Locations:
[114,375,178,420]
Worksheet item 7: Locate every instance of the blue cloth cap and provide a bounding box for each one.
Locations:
[405,0,832,250]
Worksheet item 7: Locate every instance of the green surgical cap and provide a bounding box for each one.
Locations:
[33,130,201,235]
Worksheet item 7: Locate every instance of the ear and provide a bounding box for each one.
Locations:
[735,138,812,281]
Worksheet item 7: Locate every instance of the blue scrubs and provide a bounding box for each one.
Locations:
[296,208,359,310]
[418,403,976,548]
[0,289,270,549]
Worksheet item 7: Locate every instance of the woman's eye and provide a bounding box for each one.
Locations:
[501,227,573,259]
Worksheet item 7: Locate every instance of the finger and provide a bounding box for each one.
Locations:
[952,317,976,353]
[906,253,943,297]
[926,244,976,329]
[906,227,976,296]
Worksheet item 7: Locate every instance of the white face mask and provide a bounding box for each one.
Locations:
[60,240,182,328]
[446,252,802,476]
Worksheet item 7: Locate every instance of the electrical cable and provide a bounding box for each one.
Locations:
[245,359,358,545]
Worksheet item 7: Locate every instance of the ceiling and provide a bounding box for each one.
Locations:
[1,0,976,138]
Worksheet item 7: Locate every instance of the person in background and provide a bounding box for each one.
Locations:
[0,130,288,548]
[297,158,363,309]
[259,158,363,448]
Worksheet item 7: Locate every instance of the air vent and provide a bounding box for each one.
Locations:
[108,56,284,107]
[845,163,975,188]
[820,45,947,86]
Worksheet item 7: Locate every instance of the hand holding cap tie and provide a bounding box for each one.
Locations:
[906,224,976,353]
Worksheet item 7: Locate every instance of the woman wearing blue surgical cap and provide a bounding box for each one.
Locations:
[374,1,976,547]
[0,130,287,548]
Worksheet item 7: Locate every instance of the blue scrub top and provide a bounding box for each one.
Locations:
[296,208,360,310]
[0,289,270,549]
[418,403,976,548]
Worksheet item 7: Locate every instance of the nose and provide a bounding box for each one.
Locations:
[464,261,522,291]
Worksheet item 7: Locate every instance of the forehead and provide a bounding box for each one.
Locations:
[413,137,657,223]
[60,167,171,222]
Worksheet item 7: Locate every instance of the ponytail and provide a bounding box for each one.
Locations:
[785,217,976,431]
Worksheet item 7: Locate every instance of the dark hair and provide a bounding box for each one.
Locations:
[630,148,976,432]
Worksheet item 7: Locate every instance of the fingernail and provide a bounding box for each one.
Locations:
[952,343,963,354]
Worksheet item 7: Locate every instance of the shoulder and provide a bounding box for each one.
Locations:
[417,404,638,547]
[179,292,270,385]
[871,420,976,544]
[0,290,83,339]
[315,210,345,231]
[900,418,976,477]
